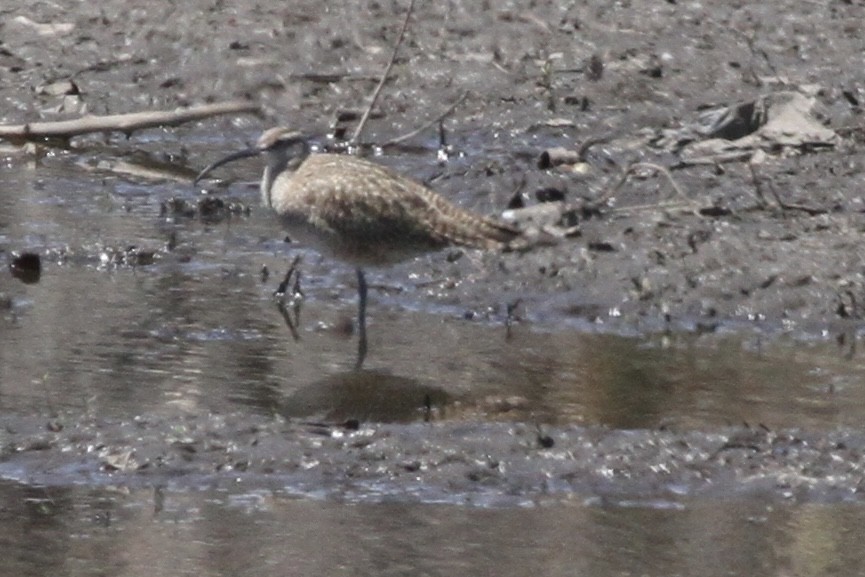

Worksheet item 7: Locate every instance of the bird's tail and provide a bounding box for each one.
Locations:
[433,209,522,250]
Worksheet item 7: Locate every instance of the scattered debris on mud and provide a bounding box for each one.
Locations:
[2,412,865,505]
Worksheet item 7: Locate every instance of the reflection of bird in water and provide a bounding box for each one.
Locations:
[196,127,521,368]
[280,369,450,424]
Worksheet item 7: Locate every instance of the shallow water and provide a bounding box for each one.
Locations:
[3,133,865,574]
[2,479,862,577]
[1,245,861,430]
[2,153,862,428]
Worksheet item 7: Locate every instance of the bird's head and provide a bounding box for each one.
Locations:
[194,127,311,208]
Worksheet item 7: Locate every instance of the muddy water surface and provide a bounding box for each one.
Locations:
[2,156,862,429]
[3,141,865,575]
[4,479,864,577]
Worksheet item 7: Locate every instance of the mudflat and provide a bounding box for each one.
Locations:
[2,1,865,503]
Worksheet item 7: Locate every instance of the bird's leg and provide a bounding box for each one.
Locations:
[274,255,304,341]
[274,255,304,300]
[276,297,301,341]
[355,267,368,370]
[505,297,523,340]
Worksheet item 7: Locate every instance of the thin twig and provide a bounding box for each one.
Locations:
[591,161,702,217]
[350,0,416,144]
[589,165,630,208]
[576,132,616,162]
[736,29,779,82]
[633,162,696,207]
[670,151,753,169]
[0,100,261,143]
[749,162,827,216]
[381,91,469,147]
[747,162,771,209]
[610,200,702,214]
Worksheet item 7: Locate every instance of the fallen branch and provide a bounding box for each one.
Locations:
[350,0,415,144]
[0,100,261,144]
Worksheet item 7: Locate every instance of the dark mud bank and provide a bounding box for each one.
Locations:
[3,412,864,506]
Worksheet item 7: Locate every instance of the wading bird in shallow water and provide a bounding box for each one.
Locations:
[195,127,521,368]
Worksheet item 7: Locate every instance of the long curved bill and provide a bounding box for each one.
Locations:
[194,148,261,184]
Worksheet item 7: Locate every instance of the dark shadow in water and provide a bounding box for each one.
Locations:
[279,369,452,423]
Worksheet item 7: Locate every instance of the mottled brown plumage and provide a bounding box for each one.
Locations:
[195,126,520,367]
[269,151,519,266]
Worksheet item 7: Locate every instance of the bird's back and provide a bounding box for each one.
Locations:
[268,153,520,266]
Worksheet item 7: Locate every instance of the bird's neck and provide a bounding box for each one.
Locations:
[261,164,278,209]
[261,142,310,209]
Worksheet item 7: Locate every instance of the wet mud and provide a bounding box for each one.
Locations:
[2,0,865,506]
[3,411,865,506]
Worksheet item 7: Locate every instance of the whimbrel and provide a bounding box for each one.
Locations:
[195,127,520,367]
